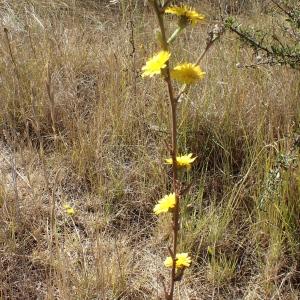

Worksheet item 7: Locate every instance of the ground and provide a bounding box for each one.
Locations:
[0,1,300,299]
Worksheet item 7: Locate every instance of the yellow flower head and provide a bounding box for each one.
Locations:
[153,193,176,215]
[165,5,205,26]
[164,253,192,269]
[171,63,205,84]
[63,204,75,216]
[165,153,197,170]
[142,51,171,77]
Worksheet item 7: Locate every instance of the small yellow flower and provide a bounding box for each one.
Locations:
[142,51,171,77]
[63,204,75,216]
[153,193,176,215]
[171,63,205,84]
[165,153,197,170]
[164,253,192,269]
[165,5,205,26]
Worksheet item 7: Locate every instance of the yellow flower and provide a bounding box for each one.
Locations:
[153,193,176,215]
[165,153,197,170]
[165,5,205,26]
[63,204,75,216]
[164,253,192,269]
[142,51,171,77]
[171,63,205,84]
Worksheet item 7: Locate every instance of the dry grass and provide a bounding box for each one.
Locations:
[0,0,300,299]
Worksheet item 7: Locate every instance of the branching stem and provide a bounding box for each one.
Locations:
[152,1,179,299]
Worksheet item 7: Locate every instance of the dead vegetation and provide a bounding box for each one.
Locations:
[0,0,300,299]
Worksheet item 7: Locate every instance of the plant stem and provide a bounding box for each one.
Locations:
[152,1,179,299]
[167,27,183,44]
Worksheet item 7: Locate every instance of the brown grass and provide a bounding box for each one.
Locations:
[0,0,300,299]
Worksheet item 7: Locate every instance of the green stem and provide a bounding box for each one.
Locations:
[167,27,183,44]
